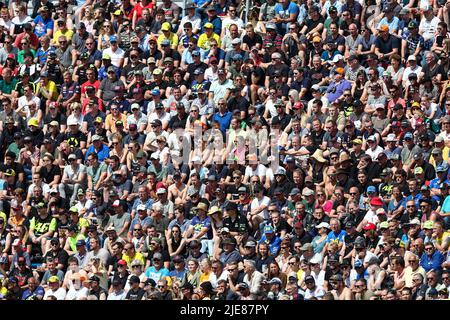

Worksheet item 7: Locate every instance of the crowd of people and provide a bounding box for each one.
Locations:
[0,0,449,301]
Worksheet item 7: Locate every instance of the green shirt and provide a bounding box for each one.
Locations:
[87,162,107,186]
[0,78,18,94]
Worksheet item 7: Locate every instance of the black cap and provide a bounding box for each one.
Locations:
[129,275,140,284]
[224,202,238,211]
[144,278,156,287]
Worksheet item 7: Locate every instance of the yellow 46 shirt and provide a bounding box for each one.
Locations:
[197,33,221,51]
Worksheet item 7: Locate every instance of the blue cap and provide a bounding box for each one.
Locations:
[161,39,171,46]
[354,260,363,268]
[367,186,376,194]
[264,225,274,234]
[404,132,413,139]
[232,54,243,61]
[151,89,160,96]
[437,163,449,172]
[76,239,86,246]
[110,35,118,42]
[192,50,200,56]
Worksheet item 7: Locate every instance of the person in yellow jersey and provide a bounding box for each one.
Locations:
[36,71,59,107]
[197,22,221,53]
[122,241,145,269]
[157,22,179,50]
[52,19,74,46]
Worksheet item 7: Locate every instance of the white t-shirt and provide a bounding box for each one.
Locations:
[365,145,384,161]
[402,65,422,86]
[18,95,41,111]
[250,196,271,220]
[65,287,89,300]
[107,290,127,300]
[102,47,125,68]
[44,287,67,300]
[179,15,201,33]
[244,164,267,180]
[419,16,441,41]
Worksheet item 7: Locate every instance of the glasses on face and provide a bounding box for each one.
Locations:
[425,247,434,251]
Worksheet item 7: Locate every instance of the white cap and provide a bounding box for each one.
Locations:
[410,218,421,225]
[137,204,147,211]
[315,222,330,229]
[332,54,344,63]
[367,135,376,141]
[67,118,78,126]
[386,133,397,142]
[12,239,21,246]
[150,153,159,160]
[407,55,416,61]
[309,253,323,264]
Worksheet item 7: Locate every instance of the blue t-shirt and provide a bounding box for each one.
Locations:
[212,111,232,134]
[326,230,347,245]
[21,286,45,300]
[145,266,170,282]
[190,215,212,239]
[33,15,54,38]
[85,144,110,162]
[274,1,299,20]
[258,235,282,256]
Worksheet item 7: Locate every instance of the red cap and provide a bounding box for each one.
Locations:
[370,197,383,206]
[294,221,303,229]
[112,200,120,207]
[293,102,304,109]
[415,118,424,126]
[209,56,217,63]
[7,53,15,59]
[117,259,127,266]
[363,222,377,231]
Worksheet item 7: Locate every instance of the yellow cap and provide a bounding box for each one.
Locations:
[204,22,213,29]
[313,36,321,43]
[161,22,171,31]
[28,118,39,127]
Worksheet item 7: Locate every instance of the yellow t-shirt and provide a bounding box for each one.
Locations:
[36,80,58,101]
[436,231,450,246]
[53,29,74,45]
[122,252,145,268]
[197,33,221,50]
[157,33,179,49]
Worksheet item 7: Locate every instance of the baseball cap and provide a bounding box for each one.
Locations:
[263,225,274,234]
[204,22,213,29]
[161,22,171,31]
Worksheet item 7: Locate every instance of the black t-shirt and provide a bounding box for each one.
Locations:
[168,113,188,130]
[1,162,25,176]
[64,130,87,148]
[43,112,67,126]
[421,63,446,81]
[126,287,145,300]
[266,64,290,78]
[304,16,325,34]
[227,96,250,116]
[308,66,329,85]
[121,63,146,84]
[374,35,400,55]
[39,165,61,185]
[243,33,263,49]
[187,62,208,84]
[43,248,69,271]
[222,214,251,234]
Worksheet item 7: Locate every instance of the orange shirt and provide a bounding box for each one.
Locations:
[105,113,127,132]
